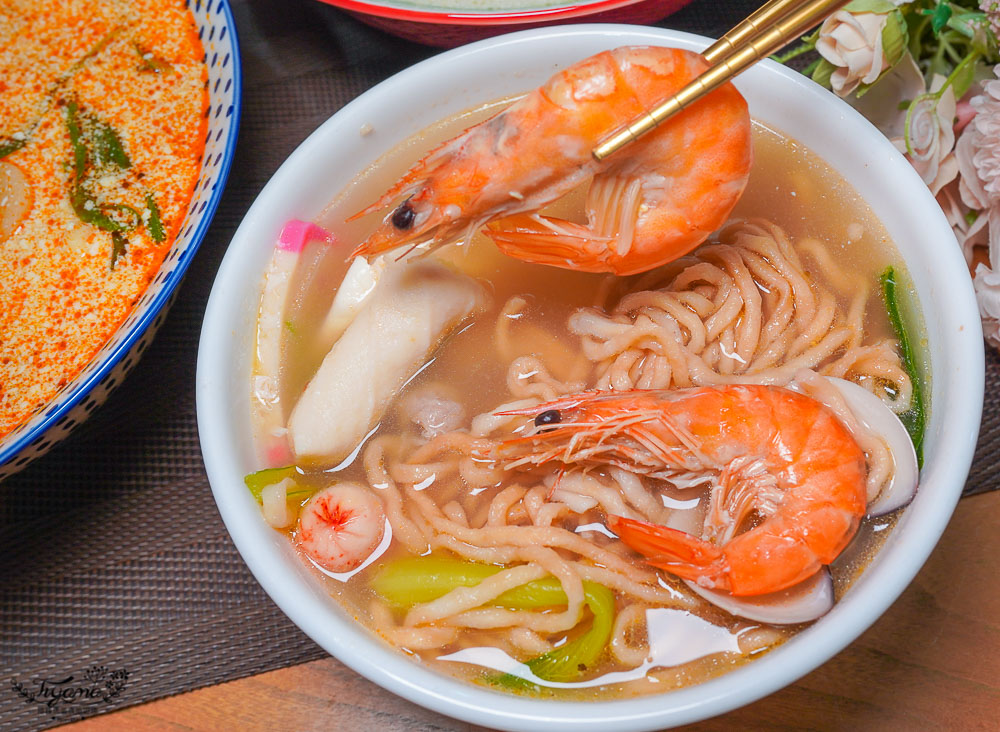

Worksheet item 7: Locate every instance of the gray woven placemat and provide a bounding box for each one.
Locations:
[1,0,994,729]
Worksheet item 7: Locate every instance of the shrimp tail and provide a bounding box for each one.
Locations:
[608,514,731,589]
[609,512,851,596]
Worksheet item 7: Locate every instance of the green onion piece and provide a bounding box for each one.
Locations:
[71,186,126,232]
[70,29,119,73]
[104,203,141,229]
[0,137,25,160]
[371,556,616,684]
[65,100,87,180]
[880,266,926,466]
[109,231,128,270]
[94,122,131,169]
[145,193,165,242]
[244,465,308,504]
[134,43,173,73]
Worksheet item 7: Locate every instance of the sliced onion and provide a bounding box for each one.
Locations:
[0,160,31,242]
[261,477,296,529]
[683,569,834,625]
[823,377,919,517]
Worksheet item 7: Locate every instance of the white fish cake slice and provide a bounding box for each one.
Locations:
[289,260,484,465]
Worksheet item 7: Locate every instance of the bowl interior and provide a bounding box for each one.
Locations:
[0,0,242,480]
[198,24,983,732]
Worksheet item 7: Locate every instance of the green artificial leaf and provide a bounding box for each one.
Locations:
[845,0,897,13]
[949,52,980,99]
[947,9,988,40]
[924,3,953,35]
[882,10,910,67]
[811,58,836,89]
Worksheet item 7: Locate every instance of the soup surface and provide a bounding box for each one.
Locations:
[248,102,922,699]
[0,0,208,439]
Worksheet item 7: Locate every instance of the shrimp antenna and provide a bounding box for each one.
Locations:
[592,0,851,161]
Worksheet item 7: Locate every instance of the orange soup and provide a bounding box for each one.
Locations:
[0,0,208,437]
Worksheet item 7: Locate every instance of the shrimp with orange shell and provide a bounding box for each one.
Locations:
[494,385,869,597]
[352,46,752,276]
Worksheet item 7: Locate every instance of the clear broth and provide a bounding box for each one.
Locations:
[254,105,913,699]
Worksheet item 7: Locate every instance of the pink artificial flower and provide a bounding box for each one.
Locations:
[957,69,1000,208]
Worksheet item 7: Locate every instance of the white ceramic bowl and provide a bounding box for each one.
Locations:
[198,25,984,731]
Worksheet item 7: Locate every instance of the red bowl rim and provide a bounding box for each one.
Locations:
[316,0,653,26]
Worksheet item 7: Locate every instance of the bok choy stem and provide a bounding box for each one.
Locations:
[371,556,616,684]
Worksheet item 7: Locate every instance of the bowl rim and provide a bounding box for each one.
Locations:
[198,23,984,731]
[0,0,243,472]
[316,0,655,25]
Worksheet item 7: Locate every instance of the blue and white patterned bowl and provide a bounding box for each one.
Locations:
[0,0,242,481]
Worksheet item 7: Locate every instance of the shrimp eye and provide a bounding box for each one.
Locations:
[534,409,561,427]
[392,200,416,230]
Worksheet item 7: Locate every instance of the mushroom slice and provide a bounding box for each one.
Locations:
[824,377,919,517]
[683,569,834,625]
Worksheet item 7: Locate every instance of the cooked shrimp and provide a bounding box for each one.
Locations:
[297,482,386,573]
[494,386,867,596]
[352,46,752,276]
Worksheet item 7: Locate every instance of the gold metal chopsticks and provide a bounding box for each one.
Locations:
[702,0,811,64]
[592,0,850,161]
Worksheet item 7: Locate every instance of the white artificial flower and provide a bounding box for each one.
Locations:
[816,11,891,96]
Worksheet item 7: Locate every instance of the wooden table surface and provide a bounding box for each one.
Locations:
[57,490,1000,731]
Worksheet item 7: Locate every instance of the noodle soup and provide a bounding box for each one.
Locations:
[246,105,924,699]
